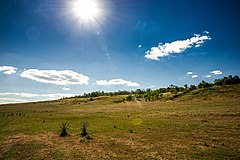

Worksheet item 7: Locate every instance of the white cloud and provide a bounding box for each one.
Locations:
[145,33,211,60]
[186,71,193,75]
[0,92,76,104]
[96,79,140,87]
[0,92,76,98]
[211,70,222,75]
[0,98,28,104]
[195,44,201,48]
[148,85,155,88]
[20,69,89,85]
[0,65,17,75]
[61,87,71,91]
[206,75,212,78]
[204,31,209,34]
[138,44,142,48]
[191,75,198,78]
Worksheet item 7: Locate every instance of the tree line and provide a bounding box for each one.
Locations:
[73,75,240,101]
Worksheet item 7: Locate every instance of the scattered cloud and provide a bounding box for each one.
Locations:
[138,44,142,48]
[20,69,89,85]
[204,31,209,34]
[0,92,75,98]
[206,75,212,78]
[0,65,17,75]
[211,70,222,75]
[0,98,28,104]
[96,79,140,87]
[145,32,211,60]
[186,71,193,75]
[61,87,71,91]
[195,44,201,48]
[0,92,76,104]
[191,75,198,78]
[148,85,155,88]
[186,69,222,79]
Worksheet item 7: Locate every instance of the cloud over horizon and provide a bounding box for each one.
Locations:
[191,75,198,78]
[0,65,18,75]
[186,71,193,75]
[206,75,212,78]
[145,32,211,60]
[0,92,76,104]
[0,92,76,98]
[211,70,222,75]
[61,87,71,91]
[96,79,140,87]
[20,69,89,85]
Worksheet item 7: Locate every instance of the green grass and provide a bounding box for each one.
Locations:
[0,85,240,159]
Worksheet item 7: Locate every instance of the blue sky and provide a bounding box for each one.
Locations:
[0,0,240,104]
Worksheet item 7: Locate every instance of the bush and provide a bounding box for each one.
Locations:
[173,94,179,98]
[80,121,92,140]
[60,122,69,137]
[125,95,134,101]
[80,122,88,137]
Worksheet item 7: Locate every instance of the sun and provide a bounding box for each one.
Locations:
[71,0,101,24]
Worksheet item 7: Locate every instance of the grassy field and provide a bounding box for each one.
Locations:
[0,85,240,159]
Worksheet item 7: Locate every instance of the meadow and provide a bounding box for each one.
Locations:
[0,85,240,159]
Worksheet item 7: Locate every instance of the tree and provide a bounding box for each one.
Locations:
[189,85,197,91]
[198,81,213,88]
[214,75,240,85]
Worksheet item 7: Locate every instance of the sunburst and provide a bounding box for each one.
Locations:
[70,0,103,25]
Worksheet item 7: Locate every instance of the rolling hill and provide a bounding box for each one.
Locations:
[0,84,240,159]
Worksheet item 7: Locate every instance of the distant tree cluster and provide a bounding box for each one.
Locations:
[198,81,213,88]
[214,75,240,85]
[70,75,239,102]
[76,90,131,98]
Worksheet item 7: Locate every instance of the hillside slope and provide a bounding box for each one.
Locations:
[0,85,240,159]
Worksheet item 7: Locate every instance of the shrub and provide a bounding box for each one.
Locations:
[80,121,92,140]
[126,95,134,101]
[80,122,88,137]
[173,94,179,98]
[85,134,93,140]
[113,99,124,103]
[60,122,69,137]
